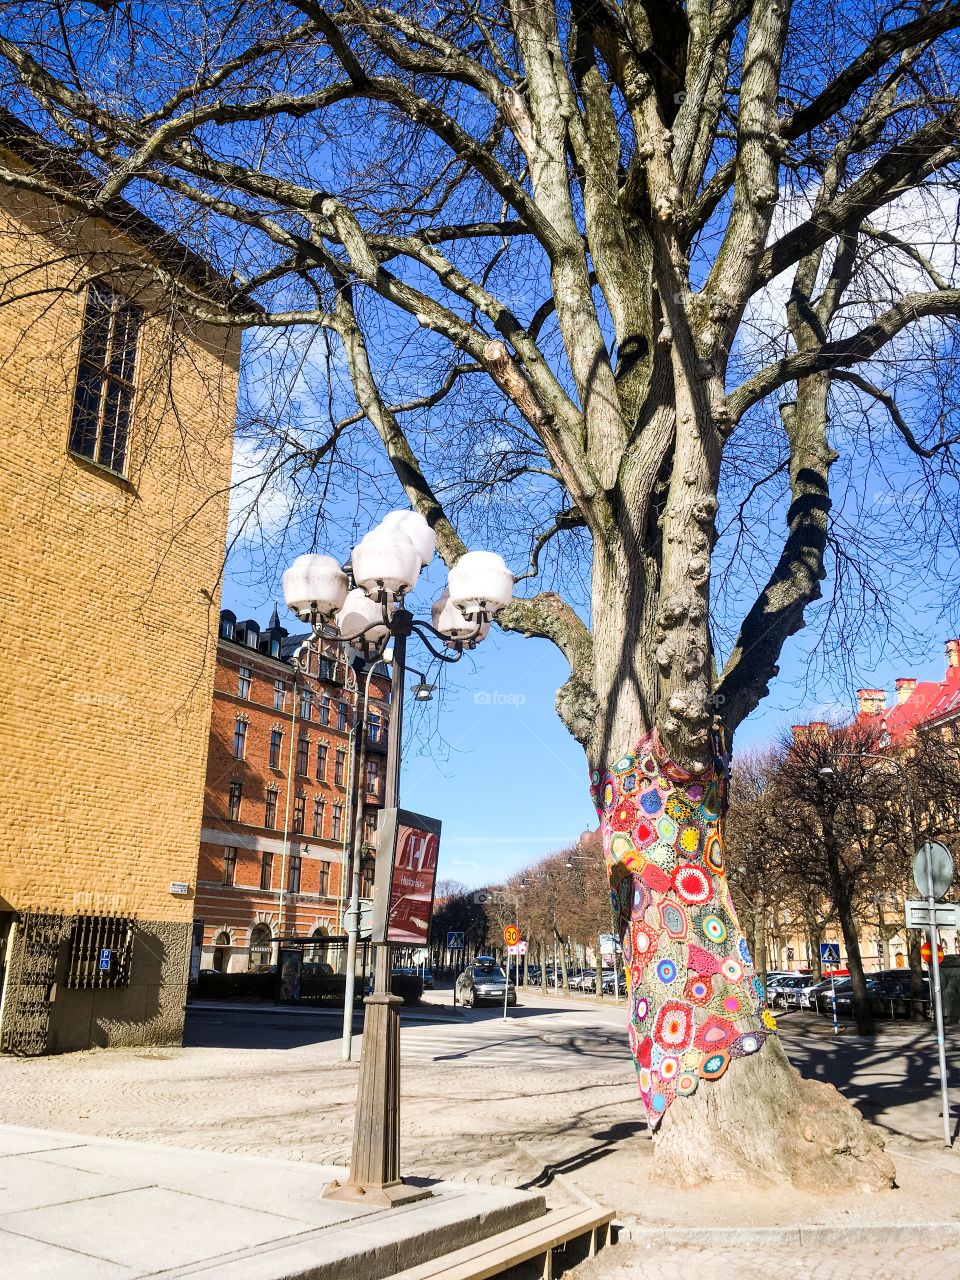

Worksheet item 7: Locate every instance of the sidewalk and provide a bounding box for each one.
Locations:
[0,1126,544,1279]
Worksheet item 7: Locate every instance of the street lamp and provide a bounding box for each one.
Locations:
[283,509,513,1206]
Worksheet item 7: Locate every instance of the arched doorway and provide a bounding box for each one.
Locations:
[212,931,230,973]
[249,923,272,970]
[307,925,329,966]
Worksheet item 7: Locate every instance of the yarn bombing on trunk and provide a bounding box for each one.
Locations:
[591,732,774,1126]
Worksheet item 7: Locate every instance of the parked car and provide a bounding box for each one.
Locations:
[568,968,596,992]
[770,975,808,1009]
[525,964,542,985]
[392,965,434,990]
[764,972,797,1001]
[820,971,930,1020]
[784,975,828,1010]
[455,957,517,1007]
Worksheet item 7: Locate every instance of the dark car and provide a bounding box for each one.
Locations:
[392,965,434,990]
[455,957,517,1007]
[819,972,930,1019]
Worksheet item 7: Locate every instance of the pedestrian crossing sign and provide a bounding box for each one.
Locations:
[819,942,841,965]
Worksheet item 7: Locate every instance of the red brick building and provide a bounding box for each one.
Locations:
[195,607,389,972]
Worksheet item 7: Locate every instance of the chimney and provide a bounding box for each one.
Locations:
[857,689,886,715]
[791,724,809,744]
[895,678,918,704]
[946,640,960,670]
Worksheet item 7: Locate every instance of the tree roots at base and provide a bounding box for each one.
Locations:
[651,1036,896,1192]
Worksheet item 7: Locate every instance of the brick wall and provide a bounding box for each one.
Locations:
[0,176,239,929]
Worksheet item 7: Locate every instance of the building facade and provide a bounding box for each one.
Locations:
[779,639,960,973]
[0,114,240,1054]
[194,608,390,973]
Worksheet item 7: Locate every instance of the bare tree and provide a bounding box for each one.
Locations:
[774,721,905,1034]
[8,0,960,1186]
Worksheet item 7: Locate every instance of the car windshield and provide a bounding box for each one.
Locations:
[474,964,505,980]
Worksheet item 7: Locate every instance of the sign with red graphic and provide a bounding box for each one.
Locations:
[504,925,520,947]
[371,808,441,945]
[921,940,945,966]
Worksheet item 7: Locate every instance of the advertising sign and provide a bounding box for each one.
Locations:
[371,808,441,945]
[278,948,303,1002]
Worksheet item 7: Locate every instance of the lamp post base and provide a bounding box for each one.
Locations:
[323,1178,433,1208]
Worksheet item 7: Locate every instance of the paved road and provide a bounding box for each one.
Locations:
[2,989,958,1277]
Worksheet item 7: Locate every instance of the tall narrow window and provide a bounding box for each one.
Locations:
[368,711,382,744]
[338,701,349,731]
[319,694,331,726]
[228,780,242,821]
[269,729,283,770]
[68,284,140,476]
[260,851,274,891]
[360,856,375,898]
[316,743,328,781]
[313,796,325,837]
[274,679,286,711]
[222,847,237,886]
[296,734,310,776]
[318,862,330,896]
[366,759,381,797]
[293,792,306,835]
[334,749,346,786]
[287,855,302,895]
[364,811,377,846]
[237,665,252,699]
[233,719,247,759]
[299,689,313,720]
[319,657,334,681]
[264,789,278,829]
[331,803,343,841]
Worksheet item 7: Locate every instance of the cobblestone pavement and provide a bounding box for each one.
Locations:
[0,990,957,1239]
[569,1238,960,1279]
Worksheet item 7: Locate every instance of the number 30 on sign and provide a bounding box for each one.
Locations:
[504,925,520,947]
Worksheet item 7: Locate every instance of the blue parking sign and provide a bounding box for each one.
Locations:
[99,948,112,971]
[819,942,841,965]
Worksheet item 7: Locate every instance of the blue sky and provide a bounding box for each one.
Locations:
[222,543,957,890]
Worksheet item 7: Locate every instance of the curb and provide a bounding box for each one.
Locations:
[185,999,463,1022]
[616,1221,960,1247]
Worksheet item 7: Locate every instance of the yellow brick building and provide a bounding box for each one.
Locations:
[0,114,240,1052]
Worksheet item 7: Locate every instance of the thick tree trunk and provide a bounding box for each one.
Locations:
[594,731,893,1189]
[752,897,768,986]
[830,881,876,1036]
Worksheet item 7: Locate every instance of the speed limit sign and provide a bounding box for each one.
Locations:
[504,924,520,947]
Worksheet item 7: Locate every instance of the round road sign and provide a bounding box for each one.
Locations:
[504,925,520,947]
[921,940,945,966]
[913,842,954,900]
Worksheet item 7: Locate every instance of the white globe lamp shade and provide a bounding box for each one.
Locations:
[379,509,436,568]
[282,553,349,620]
[351,527,421,600]
[447,551,514,617]
[431,588,490,647]
[336,588,393,645]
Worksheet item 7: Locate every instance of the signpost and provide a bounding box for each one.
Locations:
[820,942,841,1037]
[446,931,465,951]
[503,925,519,1020]
[98,948,111,973]
[905,900,960,930]
[910,841,954,1148]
